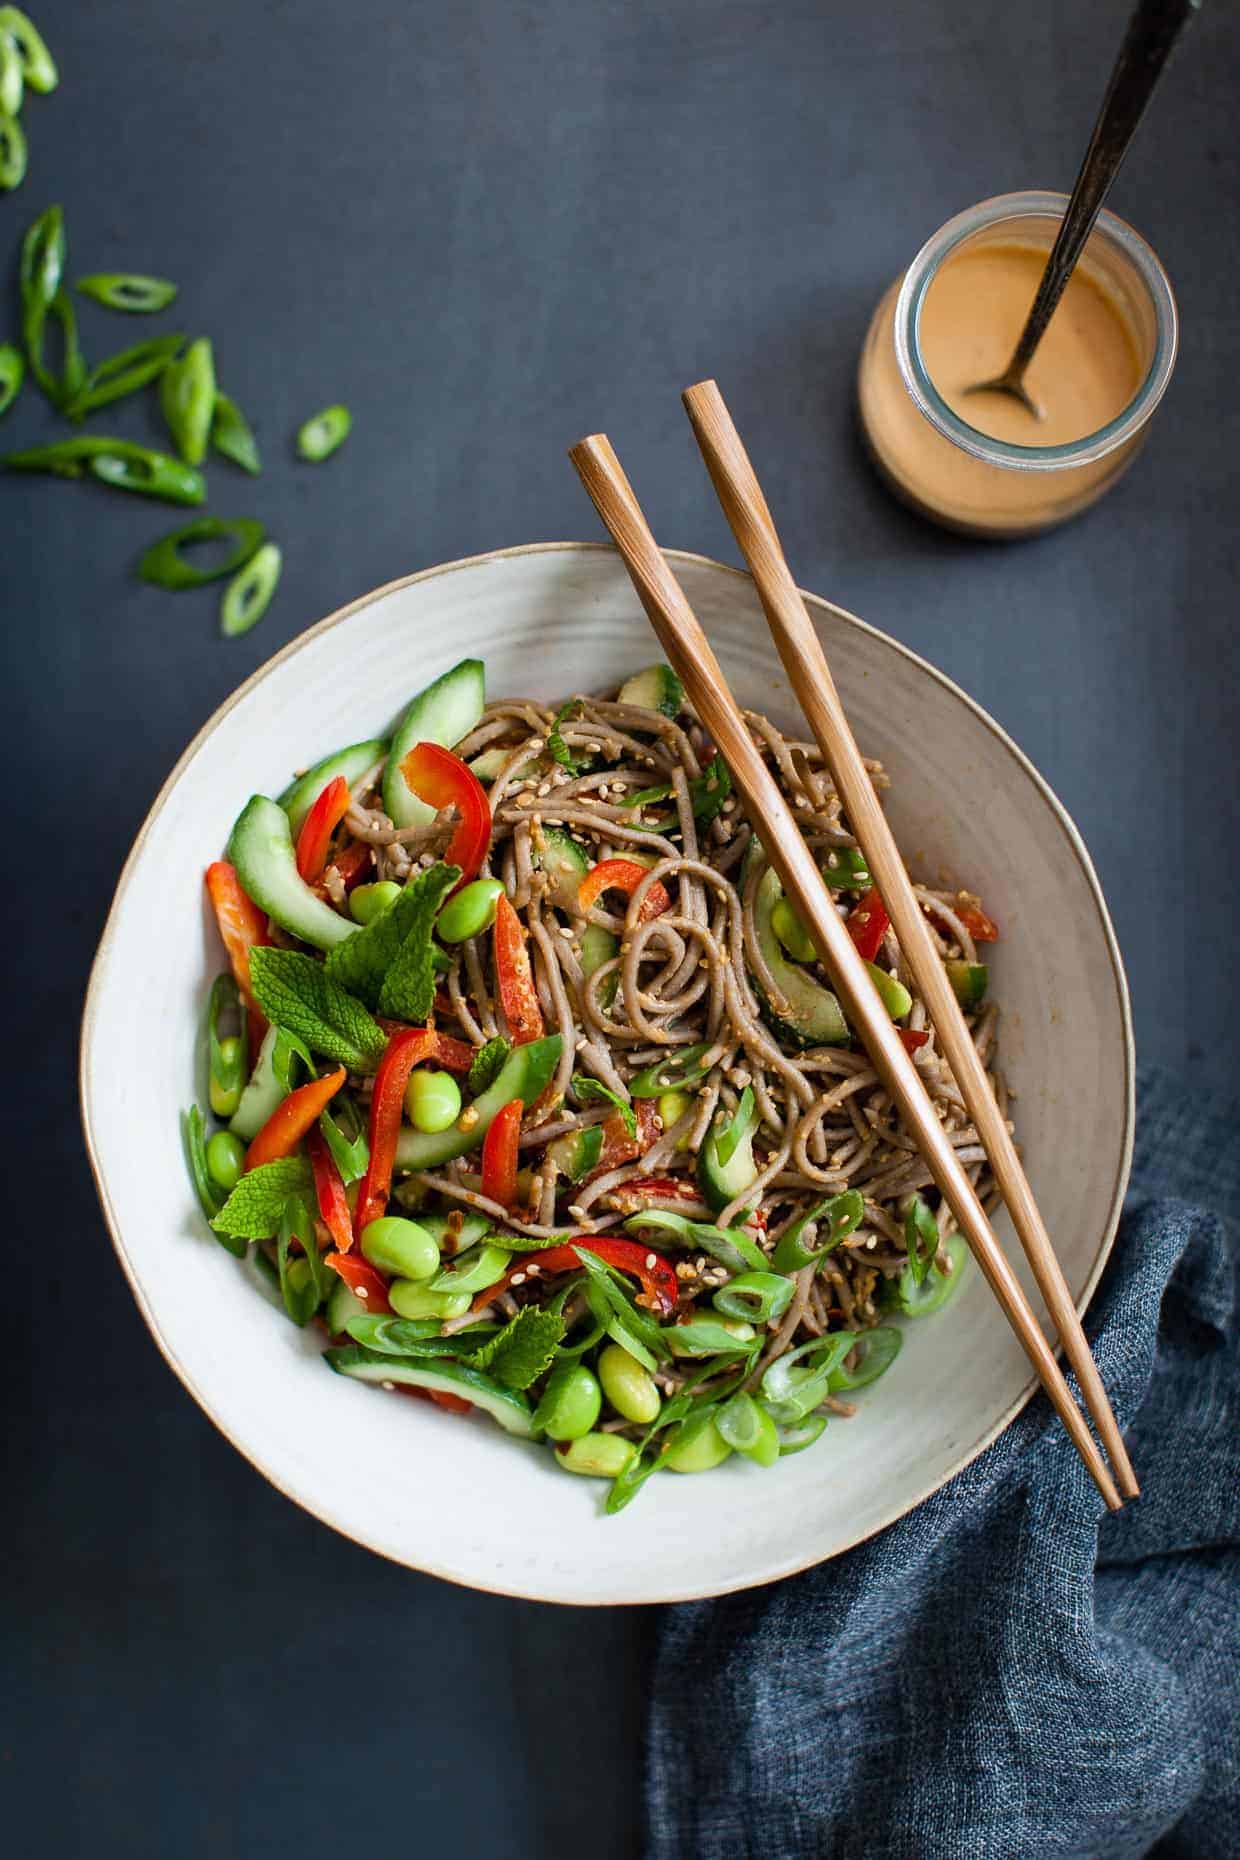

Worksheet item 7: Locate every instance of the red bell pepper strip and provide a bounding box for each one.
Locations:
[376,1020,475,1073]
[307,1125,353,1254]
[352,1027,437,1240]
[846,887,889,963]
[205,860,271,1056]
[475,1235,678,1318]
[398,742,491,887]
[295,776,352,885]
[589,1100,659,1176]
[577,858,671,923]
[493,892,545,1045]
[325,1249,393,1315]
[244,1067,347,1171]
[957,901,1000,943]
[899,1028,930,1054]
[481,1098,522,1208]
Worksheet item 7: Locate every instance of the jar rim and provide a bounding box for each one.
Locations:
[892,191,1179,472]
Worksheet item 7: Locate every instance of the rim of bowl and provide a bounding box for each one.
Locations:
[79,541,1135,1604]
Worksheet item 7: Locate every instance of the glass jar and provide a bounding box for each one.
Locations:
[856,191,1178,537]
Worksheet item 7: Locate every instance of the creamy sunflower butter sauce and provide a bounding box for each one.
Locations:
[857,193,1178,537]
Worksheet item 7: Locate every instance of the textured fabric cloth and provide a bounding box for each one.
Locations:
[645,1068,1239,1859]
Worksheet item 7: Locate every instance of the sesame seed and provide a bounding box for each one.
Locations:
[558,924,574,939]
[511,1272,527,1287]
[567,1204,586,1221]
[382,1380,396,1391]
[536,781,552,797]
[526,1263,541,1277]
[357,1285,369,1299]
[645,1253,657,1269]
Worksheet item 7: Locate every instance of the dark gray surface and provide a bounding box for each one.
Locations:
[5,3,1236,1855]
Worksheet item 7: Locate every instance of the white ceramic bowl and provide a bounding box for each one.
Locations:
[81,544,1133,1604]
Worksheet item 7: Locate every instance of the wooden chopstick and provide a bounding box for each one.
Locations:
[568,429,1123,1511]
[681,378,1138,1503]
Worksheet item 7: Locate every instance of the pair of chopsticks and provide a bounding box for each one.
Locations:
[569,381,1136,1511]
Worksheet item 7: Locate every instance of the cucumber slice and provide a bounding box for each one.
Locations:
[548,1124,604,1183]
[430,1242,513,1295]
[618,663,684,718]
[279,738,387,835]
[698,1104,759,1213]
[394,1034,562,1171]
[326,1344,535,1436]
[382,658,486,829]
[228,1025,283,1141]
[751,867,849,1047]
[536,826,590,912]
[325,1275,369,1337]
[946,960,988,1009]
[227,795,357,950]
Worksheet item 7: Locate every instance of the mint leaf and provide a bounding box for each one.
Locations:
[689,753,731,827]
[325,862,458,1009]
[573,1074,636,1138]
[376,862,459,1023]
[469,1036,511,1096]
[547,698,583,775]
[469,1307,565,1389]
[249,947,387,1071]
[211,1157,314,1239]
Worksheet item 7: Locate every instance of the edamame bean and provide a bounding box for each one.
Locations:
[597,1342,661,1424]
[555,1432,636,1478]
[404,1067,462,1133]
[388,1280,472,1321]
[771,897,818,963]
[664,1419,732,1473]
[436,877,504,943]
[205,1128,246,1191]
[360,1215,440,1282]
[532,1363,601,1440]
[656,1088,693,1150]
[208,1033,244,1116]
[349,880,402,925]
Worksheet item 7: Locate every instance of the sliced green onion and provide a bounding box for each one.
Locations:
[625,782,673,809]
[0,29,21,114]
[206,972,246,1103]
[714,1084,756,1168]
[712,1270,794,1325]
[30,289,87,408]
[897,1232,968,1317]
[319,1099,368,1184]
[277,1194,325,1325]
[716,1391,780,1466]
[272,1026,315,1093]
[19,205,63,393]
[665,1317,755,1359]
[628,1040,716,1099]
[771,1190,864,1273]
[602,1361,725,1514]
[903,1193,939,1290]
[0,8,58,92]
[211,391,261,475]
[344,1315,453,1354]
[296,402,352,462]
[827,1325,902,1392]
[160,336,215,466]
[572,1246,671,1361]
[220,541,281,637]
[624,1208,765,1274]
[0,342,23,418]
[688,753,731,827]
[75,273,179,314]
[63,332,184,420]
[138,516,265,590]
[761,1333,854,1421]
[4,436,206,504]
[181,1104,226,1229]
[0,105,25,191]
[772,1412,828,1455]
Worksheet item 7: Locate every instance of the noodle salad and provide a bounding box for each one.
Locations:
[184,657,1005,1509]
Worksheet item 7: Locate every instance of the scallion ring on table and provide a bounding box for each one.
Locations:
[220,541,282,637]
[4,435,206,504]
[138,516,266,591]
[75,272,179,314]
[296,402,352,462]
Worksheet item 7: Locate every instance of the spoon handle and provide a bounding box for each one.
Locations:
[1005,0,1199,383]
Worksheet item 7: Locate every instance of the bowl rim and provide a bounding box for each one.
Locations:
[80,540,1135,1603]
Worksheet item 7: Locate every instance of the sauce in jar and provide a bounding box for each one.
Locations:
[856,193,1178,537]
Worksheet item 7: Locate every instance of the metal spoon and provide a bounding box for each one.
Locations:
[965,0,1199,420]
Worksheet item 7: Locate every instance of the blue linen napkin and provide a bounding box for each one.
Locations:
[645,1067,1239,1859]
